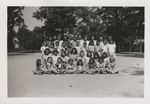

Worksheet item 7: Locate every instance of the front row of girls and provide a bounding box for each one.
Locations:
[33,48,119,75]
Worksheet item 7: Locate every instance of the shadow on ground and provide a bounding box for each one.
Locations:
[116,53,144,58]
[121,67,144,76]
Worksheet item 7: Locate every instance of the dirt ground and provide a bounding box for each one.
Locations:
[7,52,144,97]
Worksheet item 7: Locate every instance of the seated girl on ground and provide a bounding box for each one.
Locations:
[76,59,87,74]
[42,48,52,68]
[96,57,105,74]
[61,51,69,65]
[69,48,78,65]
[55,57,66,74]
[85,51,93,65]
[86,58,97,75]
[45,57,59,74]
[52,49,60,66]
[93,52,99,63]
[77,51,87,65]
[109,57,119,74]
[66,59,76,74]
[102,52,112,73]
[33,59,43,75]
[94,40,102,57]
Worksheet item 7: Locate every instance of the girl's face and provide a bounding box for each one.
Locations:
[96,41,100,46]
[50,44,54,48]
[43,41,47,46]
[62,43,65,48]
[80,52,84,57]
[57,58,62,63]
[99,58,103,63]
[61,52,66,57]
[49,37,52,41]
[72,49,76,54]
[78,35,81,40]
[48,58,52,63]
[91,36,94,40]
[56,42,59,46]
[99,37,103,41]
[58,35,61,40]
[87,52,92,57]
[78,60,82,65]
[76,41,80,46]
[83,43,87,47]
[54,51,58,56]
[45,49,50,55]
[109,40,113,44]
[64,36,67,40]
[89,59,94,64]
[69,60,73,65]
[94,54,99,59]
[103,53,107,58]
[84,36,87,41]
[73,37,76,41]
[104,40,107,45]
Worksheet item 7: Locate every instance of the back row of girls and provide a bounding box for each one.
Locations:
[33,34,119,75]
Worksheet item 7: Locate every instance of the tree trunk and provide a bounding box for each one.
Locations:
[130,34,132,52]
[61,27,64,37]
[140,36,142,53]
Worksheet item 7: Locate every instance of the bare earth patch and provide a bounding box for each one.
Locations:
[8,52,144,97]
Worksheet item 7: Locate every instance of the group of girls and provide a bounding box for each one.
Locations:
[33,34,119,75]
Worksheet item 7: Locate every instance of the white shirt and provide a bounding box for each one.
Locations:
[40,46,49,54]
[74,46,82,54]
[42,54,52,60]
[85,56,90,64]
[77,56,87,64]
[78,39,84,46]
[102,44,108,53]
[61,56,69,63]
[54,40,63,47]
[52,55,59,66]
[107,44,116,56]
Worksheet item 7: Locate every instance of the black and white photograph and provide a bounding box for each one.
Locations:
[7,6,144,98]
[1,0,150,104]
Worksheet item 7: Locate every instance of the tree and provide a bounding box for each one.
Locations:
[33,7,77,37]
[7,6,24,51]
[17,24,30,52]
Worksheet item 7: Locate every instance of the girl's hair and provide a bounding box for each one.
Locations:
[44,48,51,55]
[76,59,83,66]
[98,57,104,63]
[88,58,95,65]
[71,48,78,54]
[57,57,63,63]
[50,42,54,47]
[36,59,41,67]
[102,52,108,58]
[109,38,114,44]
[89,40,94,45]
[109,56,115,62]
[63,35,68,41]
[47,57,53,64]
[53,49,59,54]
[94,52,99,59]
[61,51,67,57]
[83,42,87,45]
[55,41,59,45]
[68,58,73,64]
[96,40,100,45]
